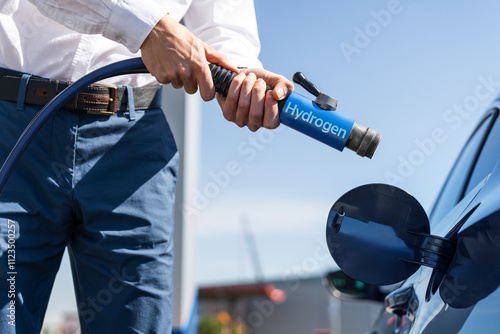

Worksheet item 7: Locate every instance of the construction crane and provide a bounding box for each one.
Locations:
[240,214,264,282]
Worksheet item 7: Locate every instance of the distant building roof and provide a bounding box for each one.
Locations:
[199,283,287,304]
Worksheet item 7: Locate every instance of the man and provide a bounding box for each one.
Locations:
[0,0,293,333]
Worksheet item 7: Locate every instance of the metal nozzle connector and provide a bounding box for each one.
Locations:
[345,122,382,159]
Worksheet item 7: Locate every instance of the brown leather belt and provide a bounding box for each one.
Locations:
[0,68,162,115]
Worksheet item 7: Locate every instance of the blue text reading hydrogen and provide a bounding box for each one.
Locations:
[282,101,348,138]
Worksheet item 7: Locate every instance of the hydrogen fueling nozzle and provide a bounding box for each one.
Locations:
[210,64,382,158]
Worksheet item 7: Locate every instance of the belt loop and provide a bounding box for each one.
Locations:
[16,74,32,111]
[125,85,136,121]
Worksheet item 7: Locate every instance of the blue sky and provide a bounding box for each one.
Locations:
[196,0,500,284]
[47,0,500,316]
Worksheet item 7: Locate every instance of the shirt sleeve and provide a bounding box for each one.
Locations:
[28,0,168,53]
[182,0,263,69]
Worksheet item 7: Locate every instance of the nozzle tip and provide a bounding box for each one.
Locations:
[345,123,382,159]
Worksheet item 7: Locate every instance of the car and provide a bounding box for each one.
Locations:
[324,96,500,333]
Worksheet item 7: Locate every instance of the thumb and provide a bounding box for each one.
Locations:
[272,85,290,101]
[242,68,293,101]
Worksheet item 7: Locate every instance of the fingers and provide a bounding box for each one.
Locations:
[217,68,294,131]
[199,44,243,101]
[247,79,267,131]
[233,72,256,128]
[194,62,215,101]
[221,73,246,123]
[263,90,280,129]
[240,68,294,102]
[140,15,238,101]
[218,73,280,132]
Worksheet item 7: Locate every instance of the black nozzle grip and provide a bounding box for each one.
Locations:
[209,64,236,96]
[209,64,273,97]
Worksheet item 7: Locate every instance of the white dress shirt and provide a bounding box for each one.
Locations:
[0,0,262,86]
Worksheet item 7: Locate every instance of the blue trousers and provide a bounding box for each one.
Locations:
[0,97,178,333]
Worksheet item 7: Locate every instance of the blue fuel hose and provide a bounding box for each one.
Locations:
[0,57,148,194]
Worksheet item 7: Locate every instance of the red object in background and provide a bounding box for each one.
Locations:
[313,330,331,334]
[199,283,287,304]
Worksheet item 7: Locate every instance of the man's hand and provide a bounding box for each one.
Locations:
[216,68,294,132]
[141,13,294,132]
[140,14,238,101]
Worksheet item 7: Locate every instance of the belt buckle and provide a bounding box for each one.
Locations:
[87,83,118,115]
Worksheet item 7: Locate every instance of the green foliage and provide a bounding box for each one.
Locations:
[198,315,222,334]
